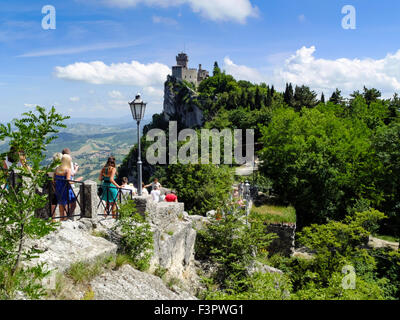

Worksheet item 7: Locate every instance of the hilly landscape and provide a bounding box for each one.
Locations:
[1,117,152,182]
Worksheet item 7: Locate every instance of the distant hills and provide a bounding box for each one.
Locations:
[1,116,153,182]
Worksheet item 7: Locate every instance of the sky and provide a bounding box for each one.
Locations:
[1,0,400,121]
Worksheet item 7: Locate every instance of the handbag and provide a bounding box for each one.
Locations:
[97,184,103,197]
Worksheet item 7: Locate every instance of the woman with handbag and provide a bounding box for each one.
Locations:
[98,156,121,218]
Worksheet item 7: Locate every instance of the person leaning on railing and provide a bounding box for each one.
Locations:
[54,154,77,221]
[2,146,31,190]
[3,146,30,171]
[47,152,62,221]
[120,177,136,201]
[99,156,121,219]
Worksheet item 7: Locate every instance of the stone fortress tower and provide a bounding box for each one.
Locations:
[171,52,209,86]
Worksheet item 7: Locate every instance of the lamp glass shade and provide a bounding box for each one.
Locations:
[244,182,250,195]
[129,98,147,121]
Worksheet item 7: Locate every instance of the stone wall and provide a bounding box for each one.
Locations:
[266,223,296,257]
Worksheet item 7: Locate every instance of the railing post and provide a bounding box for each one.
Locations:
[81,180,98,219]
[80,182,86,217]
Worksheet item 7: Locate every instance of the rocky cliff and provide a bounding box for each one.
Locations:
[162,75,204,128]
[25,197,206,300]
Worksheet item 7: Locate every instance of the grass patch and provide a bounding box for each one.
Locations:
[82,288,95,300]
[115,254,133,269]
[47,254,134,300]
[66,256,114,284]
[154,265,168,279]
[166,277,182,291]
[91,230,108,239]
[251,204,296,224]
[373,234,399,243]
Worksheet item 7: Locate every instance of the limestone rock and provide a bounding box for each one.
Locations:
[163,75,204,128]
[368,236,399,251]
[247,261,283,275]
[90,265,196,300]
[25,219,117,273]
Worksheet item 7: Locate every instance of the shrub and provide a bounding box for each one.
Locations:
[204,272,292,300]
[114,200,154,271]
[196,203,276,292]
[165,163,234,216]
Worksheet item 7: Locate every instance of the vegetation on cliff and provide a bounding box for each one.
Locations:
[117,62,400,300]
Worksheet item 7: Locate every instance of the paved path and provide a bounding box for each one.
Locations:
[235,158,260,176]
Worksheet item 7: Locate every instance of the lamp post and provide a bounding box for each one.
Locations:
[129,93,147,196]
[244,180,251,225]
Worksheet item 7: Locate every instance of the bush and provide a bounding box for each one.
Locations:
[204,272,292,300]
[196,203,276,292]
[164,163,234,216]
[114,200,154,271]
[259,107,374,227]
[0,264,50,300]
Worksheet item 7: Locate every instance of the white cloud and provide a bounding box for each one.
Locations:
[24,103,36,108]
[101,0,258,23]
[152,15,178,26]
[276,46,400,96]
[298,14,306,23]
[18,41,141,58]
[143,86,164,98]
[108,90,123,98]
[69,96,80,102]
[222,46,400,97]
[223,57,264,83]
[54,60,171,86]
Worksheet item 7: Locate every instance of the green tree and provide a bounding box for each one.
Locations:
[320,92,325,104]
[372,123,400,238]
[291,210,389,300]
[284,83,294,107]
[0,106,68,299]
[259,107,373,227]
[293,85,318,111]
[363,86,382,106]
[196,203,276,292]
[164,163,234,216]
[329,88,344,105]
[213,61,221,76]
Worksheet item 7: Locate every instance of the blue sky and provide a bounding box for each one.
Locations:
[1,0,400,121]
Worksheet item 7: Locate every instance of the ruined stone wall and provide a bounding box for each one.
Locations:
[266,223,296,257]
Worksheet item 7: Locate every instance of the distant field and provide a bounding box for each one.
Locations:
[44,123,138,181]
[251,204,297,224]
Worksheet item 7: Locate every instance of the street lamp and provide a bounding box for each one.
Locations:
[129,93,147,196]
[244,180,251,225]
[244,181,250,201]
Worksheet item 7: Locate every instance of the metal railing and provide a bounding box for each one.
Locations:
[0,168,22,202]
[46,176,85,221]
[97,185,134,219]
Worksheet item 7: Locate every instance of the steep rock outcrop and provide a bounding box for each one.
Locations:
[25,219,117,273]
[90,264,196,300]
[25,197,204,299]
[163,75,204,128]
[94,197,206,294]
